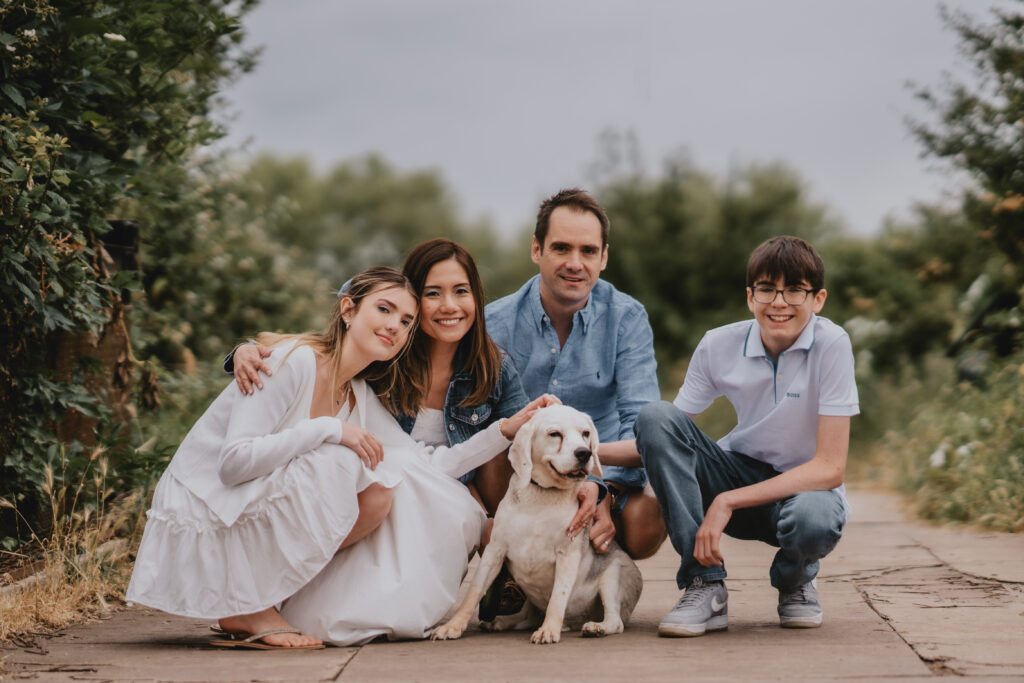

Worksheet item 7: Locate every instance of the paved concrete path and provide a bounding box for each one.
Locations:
[3,488,1023,681]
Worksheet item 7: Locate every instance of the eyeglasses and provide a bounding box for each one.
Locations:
[751,285,816,305]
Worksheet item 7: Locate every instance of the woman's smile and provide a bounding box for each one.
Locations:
[420,258,476,345]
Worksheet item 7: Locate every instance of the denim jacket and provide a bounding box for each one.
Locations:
[394,353,528,484]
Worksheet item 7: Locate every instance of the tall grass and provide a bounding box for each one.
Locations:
[863,350,1024,531]
[0,359,226,646]
[0,447,147,643]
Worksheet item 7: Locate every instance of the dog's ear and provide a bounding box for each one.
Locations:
[508,415,536,495]
[587,415,602,479]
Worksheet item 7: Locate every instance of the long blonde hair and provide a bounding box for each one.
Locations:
[256,266,418,399]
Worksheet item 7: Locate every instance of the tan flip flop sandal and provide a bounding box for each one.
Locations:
[208,627,325,650]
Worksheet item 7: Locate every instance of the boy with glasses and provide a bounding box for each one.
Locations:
[634,235,858,637]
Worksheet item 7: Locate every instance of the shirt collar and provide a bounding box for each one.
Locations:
[743,314,818,358]
[526,274,595,334]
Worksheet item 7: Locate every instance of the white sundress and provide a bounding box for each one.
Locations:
[126,342,508,645]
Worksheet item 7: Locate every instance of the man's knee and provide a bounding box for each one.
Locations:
[619,487,668,560]
[778,491,844,557]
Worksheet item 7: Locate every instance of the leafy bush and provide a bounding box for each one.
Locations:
[876,351,1024,531]
[599,157,838,368]
[126,155,334,367]
[0,0,257,540]
[912,3,1024,360]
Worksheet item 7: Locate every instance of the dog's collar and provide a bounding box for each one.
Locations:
[529,477,585,490]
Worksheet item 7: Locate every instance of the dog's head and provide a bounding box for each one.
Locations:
[508,405,601,495]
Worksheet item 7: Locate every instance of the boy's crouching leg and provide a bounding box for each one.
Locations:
[771,490,845,628]
[634,401,712,589]
[634,401,701,469]
[771,490,845,590]
[634,401,704,496]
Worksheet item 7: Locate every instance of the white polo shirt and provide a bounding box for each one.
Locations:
[673,314,859,473]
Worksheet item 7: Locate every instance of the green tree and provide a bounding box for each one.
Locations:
[822,206,986,377]
[599,156,838,371]
[0,0,257,536]
[912,2,1024,358]
[127,156,333,367]
[236,154,469,284]
[225,153,536,301]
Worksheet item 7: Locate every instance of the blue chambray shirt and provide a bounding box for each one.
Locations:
[485,275,659,488]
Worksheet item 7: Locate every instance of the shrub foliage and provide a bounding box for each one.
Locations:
[0,0,257,540]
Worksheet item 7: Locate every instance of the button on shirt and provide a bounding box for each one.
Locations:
[486,275,659,487]
[673,314,859,473]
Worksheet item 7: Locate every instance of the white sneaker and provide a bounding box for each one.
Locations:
[778,578,822,628]
[658,577,728,637]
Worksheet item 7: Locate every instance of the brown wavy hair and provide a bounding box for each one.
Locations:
[256,266,418,400]
[385,239,503,416]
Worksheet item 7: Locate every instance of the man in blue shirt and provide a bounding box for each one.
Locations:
[486,188,666,559]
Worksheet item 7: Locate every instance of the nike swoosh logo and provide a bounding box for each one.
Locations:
[711,596,727,612]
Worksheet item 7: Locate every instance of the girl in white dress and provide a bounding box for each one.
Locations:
[126,266,552,648]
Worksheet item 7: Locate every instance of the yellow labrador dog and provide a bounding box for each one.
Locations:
[432,405,643,644]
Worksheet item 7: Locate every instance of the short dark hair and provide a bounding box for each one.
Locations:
[746,236,825,291]
[534,188,610,249]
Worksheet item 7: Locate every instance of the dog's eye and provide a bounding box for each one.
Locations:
[548,431,563,440]
[582,430,590,439]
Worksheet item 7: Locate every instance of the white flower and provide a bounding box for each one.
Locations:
[844,316,892,346]
[929,441,950,469]
[23,29,36,38]
[959,274,990,314]
[955,443,974,459]
[103,33,127,42]
[5,45,14,53]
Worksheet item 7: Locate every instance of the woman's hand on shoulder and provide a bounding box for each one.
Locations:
[338,422,384,470]
[499,394,561,439]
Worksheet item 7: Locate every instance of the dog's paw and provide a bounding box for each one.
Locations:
[530,626,561,644]
[430,622,466,641]
[581,618,623,637]
[480,613,513,632]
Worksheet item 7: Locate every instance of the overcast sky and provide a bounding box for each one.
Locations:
[217,1,1009,239]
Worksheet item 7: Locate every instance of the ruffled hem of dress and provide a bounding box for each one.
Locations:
[126,446,403,619]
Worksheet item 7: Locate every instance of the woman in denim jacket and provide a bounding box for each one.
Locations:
[393,353,525,491]
[386,239,528,515]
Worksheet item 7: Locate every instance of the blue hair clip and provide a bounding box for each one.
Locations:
[338,278,352,297]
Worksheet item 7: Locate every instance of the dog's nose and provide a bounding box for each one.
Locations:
[574,447,592,464]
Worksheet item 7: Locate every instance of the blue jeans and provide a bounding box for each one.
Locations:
[635,401,845,591]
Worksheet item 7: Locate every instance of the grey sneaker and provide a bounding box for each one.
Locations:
[658,577,728,637]
[778,579,822,628]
